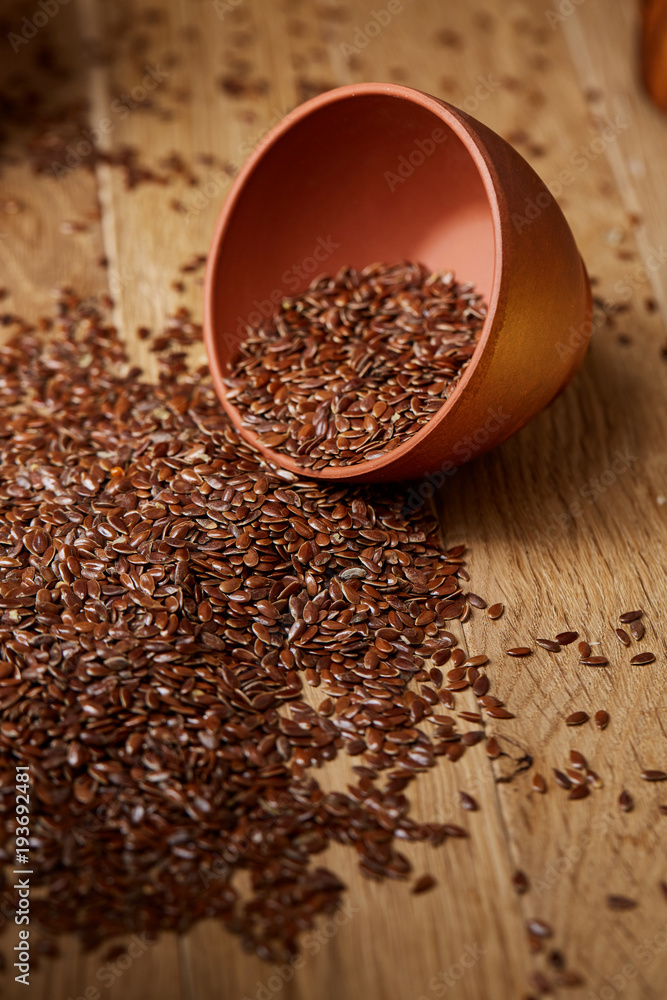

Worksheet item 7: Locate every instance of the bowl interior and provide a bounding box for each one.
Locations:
[207,90,496,373]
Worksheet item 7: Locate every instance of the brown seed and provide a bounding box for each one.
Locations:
[412,874,436,894]
[569,750,587,770]
[555,631,578,645]
[461,731,485,746]
[614,628,631,647]
[568,784,590,800]
[486,737,501,759]
[512,870,529,894]
[580,656,608,666]
[458,711,483,723]
[0,268,498,957]
[594,710,610,730]
[641,769,667,781]
[466,593,487,609]
[450,648,466,668]
[629,620,645,641]
[552,769,572,790]
[486,707,515,720]
[607,895,637,910]
[531,773,547,793]
[565,711,589,726]
[506,647,532,657]
[619,790,634,812]
[536,639,561,652]
[472,674,490,697]
[658,805,667,816]
[630,652,655,665]
[619,610,643,623]
[459,791,478,811]
[487,603,504,619]
[577,641,592,658]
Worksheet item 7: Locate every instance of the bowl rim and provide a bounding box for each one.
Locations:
[203,81,504,481]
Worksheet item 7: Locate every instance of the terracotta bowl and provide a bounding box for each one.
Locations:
[204,83,592,484]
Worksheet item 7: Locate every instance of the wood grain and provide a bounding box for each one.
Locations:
[2,0,667,998]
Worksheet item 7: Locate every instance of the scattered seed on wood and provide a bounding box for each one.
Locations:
[595,710,610,730]
[412,875,437,894]
[547,948,565,970]
[486,707,516,719]
[641,770,667,781]
[460,791,478,811]
[629,620,645,641]
[577,641,592,658]
[555,631,578,645]
[569,750,587,770]
[487,603,504,619]
[512,870,529,894]
[506,647,532,657]
[615,628,631,647]
[619,790,634,812]
[536,639,561,652]
[532,773,547,793]
[630,652,655,665]
[565,712,589,726]
[553,770,573,790]
[580,656,608,666]
[619,610,643,623]
[607,895,637,910]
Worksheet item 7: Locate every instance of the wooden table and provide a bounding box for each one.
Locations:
[2,0,667,997]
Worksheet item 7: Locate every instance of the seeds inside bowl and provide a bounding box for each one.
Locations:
[224,260,486,469]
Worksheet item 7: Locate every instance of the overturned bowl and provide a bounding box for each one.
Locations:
[204,82,591,484]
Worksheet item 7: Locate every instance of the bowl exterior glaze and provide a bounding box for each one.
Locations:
[204,83,592,484]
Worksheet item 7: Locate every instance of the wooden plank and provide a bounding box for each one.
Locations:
[2,0,667,998]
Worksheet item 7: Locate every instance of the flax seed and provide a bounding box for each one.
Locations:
[565,712,589,726]
[412,875,437,894]
[555,631,578,645]
[630,652,655,665]
[536,639,560,652]
[607,895,637,910]
[619,610,643,623]
[619,790,634,812]
[532,773,547,793]
[595,710,610,730]
[226,262,486,468]
[629,620,645,641]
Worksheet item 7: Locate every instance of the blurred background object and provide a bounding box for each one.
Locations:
[641,0,667,110]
